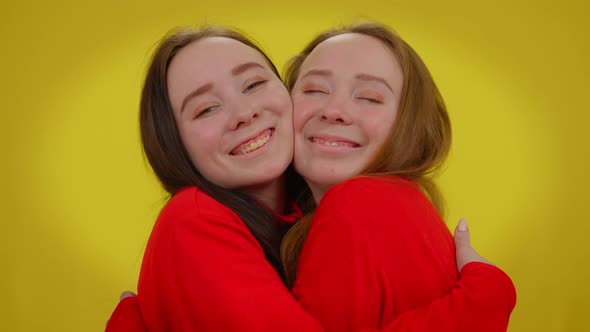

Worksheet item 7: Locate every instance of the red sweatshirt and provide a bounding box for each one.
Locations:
[106,178,515,331]
[292,176,515,331]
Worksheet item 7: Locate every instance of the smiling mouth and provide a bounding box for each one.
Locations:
[310,137,360,148]
[230,128,273,155]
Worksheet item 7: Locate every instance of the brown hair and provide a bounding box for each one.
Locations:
[140,26,291,282]
[281,22,452,287]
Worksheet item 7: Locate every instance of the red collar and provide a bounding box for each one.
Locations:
[270,199,302,224]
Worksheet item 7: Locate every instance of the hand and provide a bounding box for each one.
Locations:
[105,291,143,330]
[454,218,494,273]
[120,290,137,301]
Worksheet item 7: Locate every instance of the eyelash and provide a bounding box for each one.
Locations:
[357,97,383,104]
[195,105,219,119]
[193,79,267,119]
[303,89,327,94]
[244,80,267,93]
[303,90,382,104]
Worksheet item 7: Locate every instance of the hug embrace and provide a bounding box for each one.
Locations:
[106,21,516,332]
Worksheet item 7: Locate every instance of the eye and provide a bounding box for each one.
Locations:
[303,89,328,94]
[355,91,384,104]
[194,105,220,119]
[300,82,329,95]
[357,97,383,104]
[243,80,267,93]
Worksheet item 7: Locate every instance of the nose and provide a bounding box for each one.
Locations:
[230,103,260,130]
[320,97,352,125]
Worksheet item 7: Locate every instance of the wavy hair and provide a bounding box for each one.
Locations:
[281,22,452,287]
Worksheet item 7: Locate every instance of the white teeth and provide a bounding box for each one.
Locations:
[237,134,271,155]
[310,137,358,148]
[314,138,349,147]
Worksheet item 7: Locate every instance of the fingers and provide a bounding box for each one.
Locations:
[120,290,137,301]
[457,218,468,232]
[454,218,494,273]
[454,218,471,249]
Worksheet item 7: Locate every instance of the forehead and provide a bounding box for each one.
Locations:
[168,36,270,83]
[300,33,401,78]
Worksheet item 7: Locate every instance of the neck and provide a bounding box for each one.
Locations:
[242,175,287,213]
[306,180,331,205]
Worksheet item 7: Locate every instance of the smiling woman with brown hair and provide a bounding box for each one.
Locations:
[282,22,514,331]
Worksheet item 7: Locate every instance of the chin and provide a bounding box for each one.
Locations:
[307,172,346,189]
[251,162,290,184]
[266,152,293,172]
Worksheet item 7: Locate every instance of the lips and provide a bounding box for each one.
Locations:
[230,128,273,155]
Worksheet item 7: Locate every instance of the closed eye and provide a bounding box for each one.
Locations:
[303,90,328,94]
[357,97,383,104]
[355,91,384,104]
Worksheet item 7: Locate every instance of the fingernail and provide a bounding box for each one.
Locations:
[120,291,136,300]
[458,218,468,231]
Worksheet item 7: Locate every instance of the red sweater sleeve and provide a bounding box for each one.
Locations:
[136,187,325,332]
[292,177,516,332]
[369,263,516,332]
[106,262,514,332]
[105,297,147,332]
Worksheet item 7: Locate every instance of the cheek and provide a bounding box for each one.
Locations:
[374,127,393,151]
[180,123,219,160]
[292,98,317,132]
[264,84,293,115]
[364,113,396,147]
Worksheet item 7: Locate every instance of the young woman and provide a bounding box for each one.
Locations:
[281,23,515,331]
[106,24,515,332]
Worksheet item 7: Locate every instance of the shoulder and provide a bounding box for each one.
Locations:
[155,186,245,235]
[144,186,263,258]
[321,176,428,210]
[162,186,232,217]
[314,176,440,233]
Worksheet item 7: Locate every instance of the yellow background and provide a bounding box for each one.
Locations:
[2,0,588,331]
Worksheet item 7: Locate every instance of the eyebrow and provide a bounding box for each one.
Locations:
[180,62,266,113]
[231,61,266,76]
[355,73,393,93]
[180,83,213,113]
[299,69,394,93]
[299,69,333,80]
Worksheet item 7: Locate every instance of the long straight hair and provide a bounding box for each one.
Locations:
[281,22,452,287]
[140,26,292,282]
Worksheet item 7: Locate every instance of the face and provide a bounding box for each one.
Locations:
[291,33,403,200]
[167,37,293,190]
